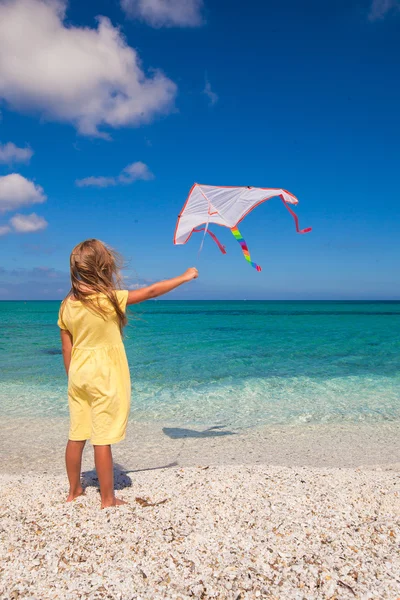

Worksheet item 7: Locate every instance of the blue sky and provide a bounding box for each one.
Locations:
[0,0,399,300]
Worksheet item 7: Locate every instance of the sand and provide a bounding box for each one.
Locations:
[1,420,400,598]
[1,467,400,598]
[2,418,400,473]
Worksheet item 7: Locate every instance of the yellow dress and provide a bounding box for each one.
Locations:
[57,290,130,445]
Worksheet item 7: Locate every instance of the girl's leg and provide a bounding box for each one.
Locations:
[93,444,126,508]
[65,439,86,501]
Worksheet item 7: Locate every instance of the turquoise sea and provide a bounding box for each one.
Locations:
[1,301,399,429]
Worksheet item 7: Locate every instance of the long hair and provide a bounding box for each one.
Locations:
[61,239,127,332]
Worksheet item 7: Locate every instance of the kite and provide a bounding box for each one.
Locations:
[174,184,311,271]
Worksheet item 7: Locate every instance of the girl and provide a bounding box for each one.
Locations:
[58,239,198,508]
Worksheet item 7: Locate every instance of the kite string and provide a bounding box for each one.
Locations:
[195,186,213,264]
[197,214,210,259]
[191,216,210,271]
[193,228,226,254]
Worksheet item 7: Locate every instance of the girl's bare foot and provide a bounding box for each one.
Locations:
[101,496,127,509]
[66,486,85,502]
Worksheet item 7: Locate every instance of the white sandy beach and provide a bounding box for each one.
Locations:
[1,420,400,599]
[1,465,400,599]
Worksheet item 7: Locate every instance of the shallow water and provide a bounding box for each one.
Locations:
[1,300,399,430]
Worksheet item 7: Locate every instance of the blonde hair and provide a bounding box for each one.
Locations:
[62,239,127,332]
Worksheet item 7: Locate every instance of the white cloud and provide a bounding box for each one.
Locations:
[0,0,177,137]
[76,176,117,188]
[76,161,154,187]
[0,225,12,236]
[121,0,204,27]
[0,141,33,164]
[0,173,46,213]
[368,0,400,20]
[124,274,154,289]
[127,282,145,290]
[203,79,218,106]
[119,161,154,183]
[9,212,48,233]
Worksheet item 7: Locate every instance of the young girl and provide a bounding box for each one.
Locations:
[58,239,198,508]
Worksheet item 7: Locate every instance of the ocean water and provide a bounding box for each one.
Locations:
[1,301,399,430]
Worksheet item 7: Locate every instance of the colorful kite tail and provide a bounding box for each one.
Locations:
[231,226,262,272]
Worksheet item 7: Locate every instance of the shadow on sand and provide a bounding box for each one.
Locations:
[162,425,236,439]
[81,461,180,490]
[81,463,133,491]
[81,426,236,490]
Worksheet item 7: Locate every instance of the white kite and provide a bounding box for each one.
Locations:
[174,184,311,271]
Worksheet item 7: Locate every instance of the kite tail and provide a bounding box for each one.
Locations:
[231,226,262,272]
[281,197,312,234]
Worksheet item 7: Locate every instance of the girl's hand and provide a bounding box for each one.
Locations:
[183,267,198,282]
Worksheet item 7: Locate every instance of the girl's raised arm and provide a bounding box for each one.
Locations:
[127,268,198,305]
